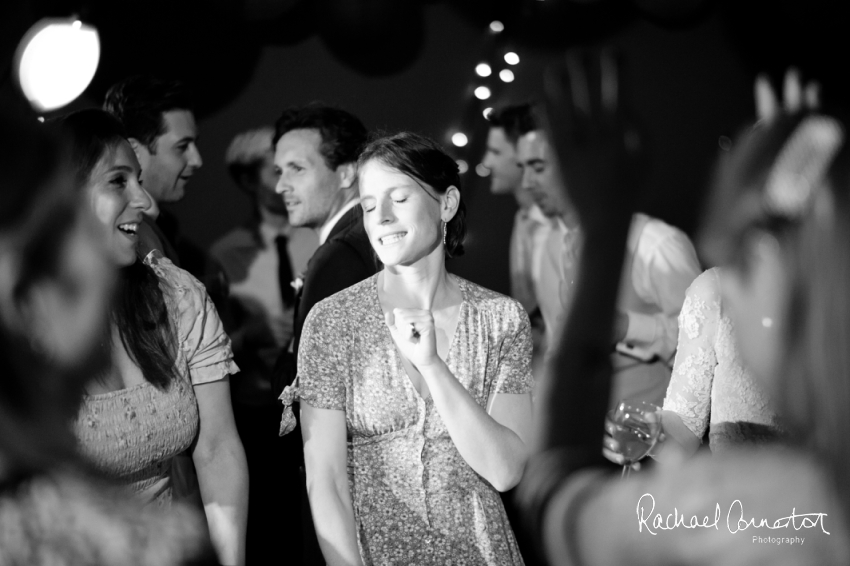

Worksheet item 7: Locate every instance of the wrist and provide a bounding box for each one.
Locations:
[417,357,447,375]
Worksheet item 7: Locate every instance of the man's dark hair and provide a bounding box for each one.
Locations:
[273,104,367,170]
[487,103,537,145]
[103,75,193,151]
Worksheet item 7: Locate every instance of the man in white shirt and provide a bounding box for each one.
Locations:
[483,104,554,315]
[517,127,701,407]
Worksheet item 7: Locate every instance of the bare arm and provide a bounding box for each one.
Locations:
[423,361,532,491]
[192,377,249,566]
[301,403,363,566]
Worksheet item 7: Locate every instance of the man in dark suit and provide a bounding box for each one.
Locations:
[271,105,376,359]
[271,104,377,565]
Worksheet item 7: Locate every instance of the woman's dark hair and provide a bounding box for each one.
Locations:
[57,109,178,390]
[358,131,467,258]
[700,111,850,516]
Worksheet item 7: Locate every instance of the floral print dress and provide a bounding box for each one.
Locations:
[281,274,532,565]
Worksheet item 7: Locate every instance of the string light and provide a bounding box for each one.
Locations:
[504,52,520,65]
[475,63,492,77]
[456,159,469,174]
[489,21,504,33]
[499,69,515,83]
[451,132,469,147]
[475,163,490,177]
[474,86,491,100]
[482,107,493,119]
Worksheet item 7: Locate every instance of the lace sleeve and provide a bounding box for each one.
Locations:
[662,269,721,439]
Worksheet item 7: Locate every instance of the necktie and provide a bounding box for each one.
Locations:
[275,234,295,307]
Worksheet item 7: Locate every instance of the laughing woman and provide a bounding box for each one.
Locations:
[57,109,248,566]
[280,132,533,565]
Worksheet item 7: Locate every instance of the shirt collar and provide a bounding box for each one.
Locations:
[318,198,360,245]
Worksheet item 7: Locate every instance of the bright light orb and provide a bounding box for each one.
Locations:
[16,18,100,112]
[475,163,491,177]
[451,133,469,147]
[475,63,492,77]
[456,159,469,174]
[499,69,515,83]
[490,21,505,33]
[474,86,492,100]
[504,52,520,65]
[482,107,494,119]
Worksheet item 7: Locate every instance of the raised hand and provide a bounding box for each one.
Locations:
[384,308,440,370]
[542,48,643,232]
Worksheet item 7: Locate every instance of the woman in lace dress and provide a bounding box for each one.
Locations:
[606,267,783,464]
[57,109,248,566]
[282,132,533,565]
[518,58,850,565]
[658,267,783,456]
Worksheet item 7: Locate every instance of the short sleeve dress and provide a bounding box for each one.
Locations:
[74,251,239,506]
[280,274,533,565]
[662,268,782,452]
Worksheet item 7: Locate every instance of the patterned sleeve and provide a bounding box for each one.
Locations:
[295,299,348,411]
[279,297,352,435]
[492,298,535,396]
[662,269,720,439]
[147,252,239,386]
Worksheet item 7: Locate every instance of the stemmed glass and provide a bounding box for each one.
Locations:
[606,400,661,479]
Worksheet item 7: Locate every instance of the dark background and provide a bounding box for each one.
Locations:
[2,0,847,294]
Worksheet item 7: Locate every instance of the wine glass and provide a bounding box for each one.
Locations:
[606,400,661,479]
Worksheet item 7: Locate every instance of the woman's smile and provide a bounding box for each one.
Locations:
[379,231,408,246]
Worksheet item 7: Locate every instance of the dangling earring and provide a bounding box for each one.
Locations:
[442,221,447,247]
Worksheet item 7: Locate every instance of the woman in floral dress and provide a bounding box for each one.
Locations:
[281,132,533,565]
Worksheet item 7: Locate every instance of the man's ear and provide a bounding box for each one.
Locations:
[441,185,461,222]
[337,162,357,190]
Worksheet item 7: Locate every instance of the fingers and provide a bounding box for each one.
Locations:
[804,81,821,110]
[386,308,435,338]
[600,49,618,116]
[754,73,778,123]
[602,446,625,466]
[756,69,821,124]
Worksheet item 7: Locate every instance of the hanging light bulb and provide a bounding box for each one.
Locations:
[475,63,492,77]
[474,86,492,100]
[456,159,469,174]
[482,107,494,119]
[451,132,469,147]
[475,163,491,177]
[504,52,520,65]
[499,69,515,83]
[15,17,100,112]
[489,21,505,33]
